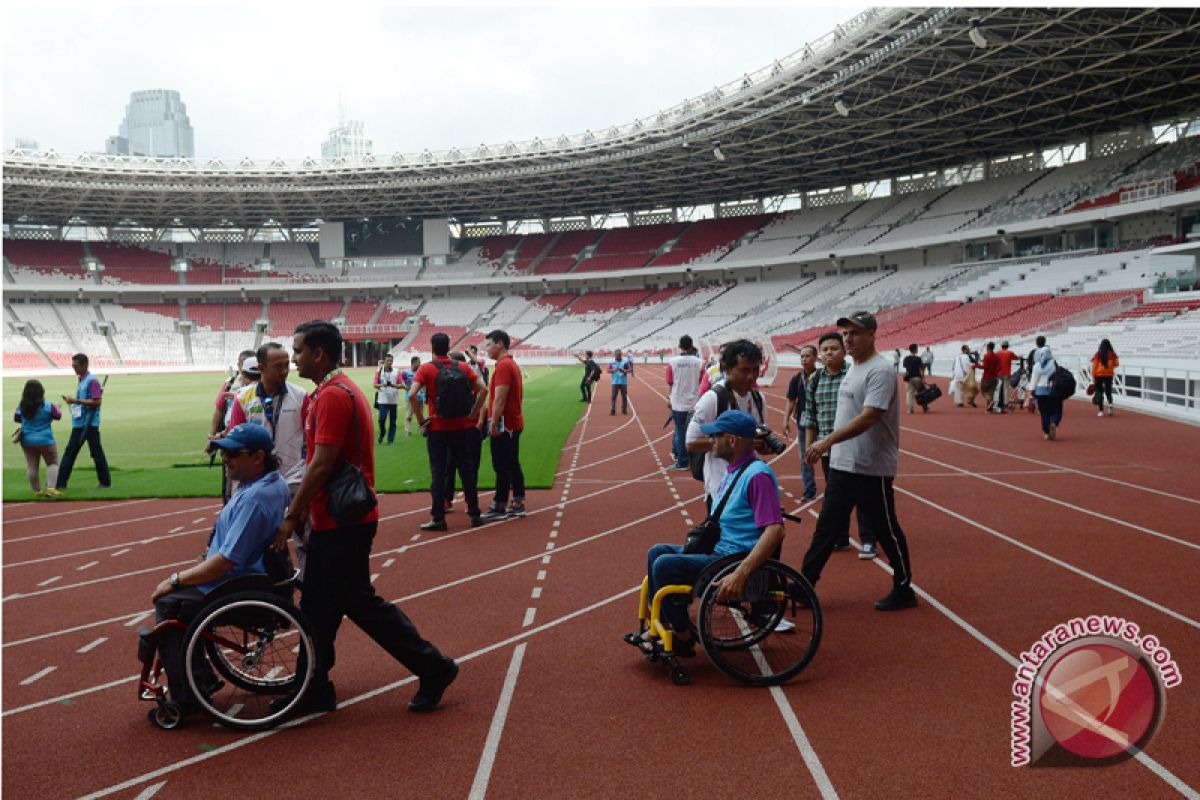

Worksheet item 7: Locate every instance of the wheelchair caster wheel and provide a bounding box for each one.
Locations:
[149,701,183,730]
[669,664,691,686]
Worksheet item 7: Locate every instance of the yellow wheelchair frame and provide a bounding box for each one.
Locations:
[632,577,696,684]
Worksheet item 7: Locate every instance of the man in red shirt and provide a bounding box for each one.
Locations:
[993,341,1018,413]
[275,320,458,715]
[410,332,488,530]
[479,329,526,521]
[977,342,1002,413]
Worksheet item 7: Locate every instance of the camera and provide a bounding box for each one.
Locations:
[755,425,787,455]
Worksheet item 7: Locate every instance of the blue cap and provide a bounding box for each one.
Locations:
[210,422,274,454]
[698,409,758,438]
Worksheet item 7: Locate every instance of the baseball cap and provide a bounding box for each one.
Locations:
[698,409,759,438]
[210,422,274,454]
[241,356,261,376]
[836,311,877,331]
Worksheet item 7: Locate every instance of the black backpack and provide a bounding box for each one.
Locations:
[688,383,765,481]
[434,361,474,419]
[1051,364,1077,401]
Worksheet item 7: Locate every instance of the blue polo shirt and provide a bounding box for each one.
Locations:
[610,358,632,386]
[711,454,783,557]
[72,373,104,429]
[199,469,290,594]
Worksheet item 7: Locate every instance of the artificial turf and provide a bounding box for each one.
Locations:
[3,366,584,501]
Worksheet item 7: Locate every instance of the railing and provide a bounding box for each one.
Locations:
[1065,357,1199,416]
[1120,176,1177,204]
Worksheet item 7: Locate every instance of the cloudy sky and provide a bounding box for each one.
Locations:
[3,4,862,160]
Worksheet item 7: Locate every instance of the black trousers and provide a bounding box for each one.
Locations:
[581,377,593,402]
[490,429,525,506]
[428,428,481,520]
[611,384,628,413]
[802,468,912,590]
[303,521,450,690]
[1037,393,1064,434]
[443,425,485,502]
[154,587,212,707]
[1094,376,1114,405]
[818,456,873,547]
[56,425,111,489]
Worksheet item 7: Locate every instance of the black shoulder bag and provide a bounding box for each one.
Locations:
[683,459,755,554]
[324,384,378,526]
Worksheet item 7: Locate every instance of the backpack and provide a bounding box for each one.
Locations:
[434,361,474,419]
[1050,364,1077,401]
[688,383,765,481]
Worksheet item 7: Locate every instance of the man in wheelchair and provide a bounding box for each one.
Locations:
[629,410,785,657]
[149,422,290,718]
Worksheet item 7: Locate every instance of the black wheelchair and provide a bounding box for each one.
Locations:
[137,552,318,731]
[627,548,822,687]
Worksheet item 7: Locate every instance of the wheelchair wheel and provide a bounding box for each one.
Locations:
[148,701,184,730]
[697,560,821,686]
[184,592,316,731]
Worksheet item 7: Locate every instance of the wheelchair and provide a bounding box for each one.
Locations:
[137,552,318,731]
[627,550,822,687]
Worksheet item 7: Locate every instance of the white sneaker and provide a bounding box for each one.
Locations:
[1098,411,1104,417]
[775,618,796,634]
[858,543,877,560]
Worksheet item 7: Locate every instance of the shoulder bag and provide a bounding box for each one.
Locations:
[683,459,755,554]
[324,384,378,525]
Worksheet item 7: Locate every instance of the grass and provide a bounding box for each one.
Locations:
[3,366,584,501]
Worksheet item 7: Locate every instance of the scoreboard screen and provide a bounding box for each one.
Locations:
[343,217,424,257]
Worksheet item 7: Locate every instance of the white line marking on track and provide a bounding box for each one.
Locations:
[468,643,527,800]
[545,542,555,551]
[895,485,1200,631]
[77,637,108,654]
[902,448,1200,551]
[36,576,62,587]
[124,611,152,627]
[536,570,546,581]
[76,561,99,571]
[531,587,542,599]
[2,498,158,525]
[549,531,557,539]
[541,556,552,565]
[411,534,422,542]
[382,558,395,568]
[133,781,167,800]
[20,666,56,685]
[191,517,207,524]
[168,526,184,534]
[4,560,194,603]
[522,608,536,627]
[111,548,130,557]
[6,504,218,544]
[370,573,379,584]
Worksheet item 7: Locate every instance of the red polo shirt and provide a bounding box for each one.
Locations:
[304,372,378,531]
[413,357,480,432]
[995,349,1018,377]
[489,354,524,432]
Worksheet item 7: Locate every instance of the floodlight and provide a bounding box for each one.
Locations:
[834,96,850,117]
[712,142,725,161]
[968,17,987,48]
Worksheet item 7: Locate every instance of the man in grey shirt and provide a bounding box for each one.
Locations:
[800,311,916,611]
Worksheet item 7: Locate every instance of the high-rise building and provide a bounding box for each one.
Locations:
[322,119,372,159]
[13,137,38,153]
[113,89,195,158]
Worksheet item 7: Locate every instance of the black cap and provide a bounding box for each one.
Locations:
[836,311,877,331]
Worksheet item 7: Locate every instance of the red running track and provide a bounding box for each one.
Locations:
[2,367,1197,799]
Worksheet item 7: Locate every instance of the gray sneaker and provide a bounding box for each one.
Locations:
[858,542,877,560]
[479,505,508,522]
[506,503,527,518]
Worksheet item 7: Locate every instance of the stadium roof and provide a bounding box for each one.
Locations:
[5,6,1199,230]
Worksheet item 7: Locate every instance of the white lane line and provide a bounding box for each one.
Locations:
[536,570,546,581]
[544,542,555,551]
[36,576,62,587]
[124,611,153,627]
[4,560,194,603]
[531,587,542,599]
[549,531,557,539]
[5,528,205,569]
[2,498,157,525]
[7,504,218,544]
[70,587,642,798]
[903,425,1200,507]
[382,558,395,568]
[133,781,167,800]
[265,667,283,681]
[411,534,422,542]
[5,611,153,648]
[856,534,1198,798]
[522,608,537,627]
[111,549,130,557]
[168,526,184,534]
[895,485,1199,631]
[20,666,56,685]
[902,448,1200,552]
[191,517,208,524]
[77,637,108,654]
[370,573,380,584]
[541,556,552,565]
[468,643,527,800]
[76,561,99,571]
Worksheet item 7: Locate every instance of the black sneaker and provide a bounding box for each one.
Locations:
[419,520,448,532]
[874,587,918,611]
[479,505,507,522]
[505,503,526,518]
[409,661,459,712]
[470,515,484,528]
[270,680,336,716]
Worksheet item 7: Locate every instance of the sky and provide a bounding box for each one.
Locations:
[2,4,864,161]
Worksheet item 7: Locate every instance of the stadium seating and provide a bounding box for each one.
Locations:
[4,240,86,268]
[649,215,774,267]
[186,303,263,332]
[267,301,344,336]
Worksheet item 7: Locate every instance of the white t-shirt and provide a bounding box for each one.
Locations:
[686,384,766,499]
[667,353,703,412]
[376,367,400,405]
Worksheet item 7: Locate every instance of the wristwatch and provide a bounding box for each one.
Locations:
[169,572,180,589]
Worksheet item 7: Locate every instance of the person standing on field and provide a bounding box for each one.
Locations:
[479,330,527,521]
[609,349,633,415]
[56,353,111,491]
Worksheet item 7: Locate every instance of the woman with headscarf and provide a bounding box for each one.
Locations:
[1090,338,1119,417]
[1029,337,1062,440]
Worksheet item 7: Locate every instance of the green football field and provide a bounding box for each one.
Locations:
[2,366,585,501]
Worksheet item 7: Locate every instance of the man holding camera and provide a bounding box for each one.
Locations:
[374,353,401,445]
[801,311,916,611]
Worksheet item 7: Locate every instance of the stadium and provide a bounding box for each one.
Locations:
[4,6,1200,798]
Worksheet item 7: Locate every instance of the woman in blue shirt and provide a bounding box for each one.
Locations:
[13,379,63,497]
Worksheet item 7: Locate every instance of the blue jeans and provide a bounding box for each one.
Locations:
[670,410,689,468]
[645,543,721,633]
[800,458,817,499]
